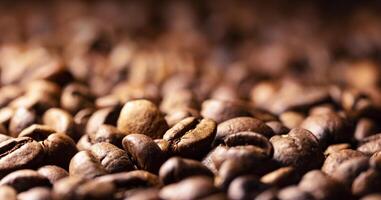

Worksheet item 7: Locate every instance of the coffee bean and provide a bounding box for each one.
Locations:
[265,121,290,136]
[360,194,381,200]
[260,167,299,187]
[277,186,315,200]
[89,124,126,148]
[159,157,213,185]
[160,176,218,200]
[42,108,78,140]
[201,99,251,123]
[40,133,78,168]
[18,187,51,200]
[73,108,94,135]
[61,83,95,114]
[163,117,216,159]
[165,107,201,127]
[125,188,161,200]
[0,169,50,192]
[369,151,381,170]
[298,170,350,200]
[117,100,168,139]
[160,89,198,114]
[90,142,134,173]
[37,165,69,184]
[228,175,268,200]
[9,108,37,137]
[76,135,93,151]
[0,107,14,131]
[69,151,107,179]
[0,137,44,177]
[18,124,55,141]
[324,143,351,156]
[331,157,369,189]
[86,106,120,134]
[322,149,366,175]
[0,85,23,108]
[123,134,165,173]
[355,118,378,141]
[279,111,305,129]
[358,133,381,155]
[352,169,381,197]
[52,177,85,200]
[270,128,324,172]
[0,185,17,200]
[215,117,274,146]
[75,178,115,200]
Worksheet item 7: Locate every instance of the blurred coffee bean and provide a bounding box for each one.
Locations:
[0,85,23,108]
[160,176,218,200]
[9,107,37,137]
[123,134,164,173]
[270,128,324,172]
[352,169,381,197]
[94,170,160,190]
[18,187,51,200]
[360,194,381,200]
[42,108,78,140]
[201,99,251,123]
[228,175,268,200]
[165,107,201,127]
[37,165,69,184]
[60,83,95,114]
[215,117,274,146]
[0,137,44,177]
[277,186,315,200]
[69,151,107,179]
[163,117,216,159]
[0,169,50,192]
[89,125,126,148]
[279,111,305,129]
[159,157,213,185]
[160,89,199,114]
[86,106,120,134]
[73,108,94,136]
[125,188,161,200]
[76,135,93,151]
[358,133,381,155]
[369,151,381,170]
[355,118,378,141]
[18,124,55,140]
[322,149,366,175]
[260,167,299,187]
[95,95,121,109]
[324,143,351,156]
[41,133,78,168]
[117,100,168,139]
[331,157,369,189]
[298,170,350,200]
[265,121,290,136]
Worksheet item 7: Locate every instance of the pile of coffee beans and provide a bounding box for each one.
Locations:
[1,0,381,199]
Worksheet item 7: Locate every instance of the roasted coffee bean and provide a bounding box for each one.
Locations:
[160,89,199,114]
[159,157,213,185]
[10,92,59,115]
[73,108,94,135]
[324,143,351,156]
[18,124,55,141]
[270,128,324,172]
[369,151,381,170]
[18,187,52,200]
[41,133,78,168]
[90,142,134,173]
[228,175,268,200]
[331,157,369,188]
[9,107,37,137]
[355,118,378,141]
[322,149,366,175]
[160,176,218,200]
[94,170,161,190]
[43,108,78,140]
[279,111,305,129]
[95,94,121,109]
[69,151,107,179]
[0,169,50,192]
[86,106,120,134]
[352,169,381,196]
[75,178,115,200]
[37,165,69,184]
[265,121,290,136]
[52,177,85,200]
[201,99,251,123]
[215,117,274,145]
[277,186,315,200]
[117,100,168,139]
[300,112,352,147]
[0,107,14,130]
[358,133,381,155]
[0,137,44,177]
[76,135,93,151]
[0,185,17,200]
[298,170,350,200]
[89,124,126,148]
[154,139,171,155]
[165,107,201,127]
[123,134,164,173]
[61,83,95,114]
[260,167,299,187]
[163,117,216,159]
[0,133,11,143]
[0,85,23,108]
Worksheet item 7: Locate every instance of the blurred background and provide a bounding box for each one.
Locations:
[1,0,381,108]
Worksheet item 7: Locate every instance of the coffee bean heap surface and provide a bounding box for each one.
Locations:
[0,1,381,199]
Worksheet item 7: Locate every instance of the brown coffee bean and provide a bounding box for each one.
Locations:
[0,169,50,192]
[125,188,161,200]
[215,117,274,146]
[52,177,85,200]
[95,94,121,109]
[17,187,51,200]
[352,169,381,197]
[255,188,278,200]
[160,89,198,114]
[300,112,352,147]
[89,124,126,148]
[86,106,120,134]
[9,108,37,137]
[42,108,78,140]
[90,142,134,173]
[75,178,115,200]
[76,135,93,151]
[165,107,201,127]
[355,118,378,141]
[270,128,324,172]
[41,133,78,169]
[10,92,58,115]
[201,99,251,123]
[18,124,55,141]
[160,176,218,200]
[0,85,23,108]
[369,151,381,170]
[159,157,213,185]
[61,83,95,114]
[265,121,290,136]
[228,175,268,200]
[0,107,14,131]
[324,143,351,156]
[0,133,11,143]
[37,165,69,184]
[358,133,381,155]
[0,185,17,200]
[260,167,299,187]
[298,170,350,200]
[69,151,107,179]
[123,134,164,173]
[279,111,305,129]
[163,117,216,159]
[154,139,171,155]
[331,157,369,189]
[0,137,44,177]
[73,108,94,135]
[322,149,366,175]
[117,100,168,139]
[277,186,315,200]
